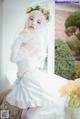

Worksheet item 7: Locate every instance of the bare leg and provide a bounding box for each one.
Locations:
[0,89,11,105]
[0,89,23,119]
[0,98,22,119]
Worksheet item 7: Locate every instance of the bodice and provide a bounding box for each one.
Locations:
[10,30,48,72]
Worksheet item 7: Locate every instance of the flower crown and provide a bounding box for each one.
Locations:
[26,5,50,21]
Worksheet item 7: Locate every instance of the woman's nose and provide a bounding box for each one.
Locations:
[32,21,36,27]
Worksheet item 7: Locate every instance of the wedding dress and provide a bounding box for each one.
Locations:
[6,29,69,119]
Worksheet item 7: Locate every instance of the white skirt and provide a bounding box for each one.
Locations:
[21,104,67,119]
[6,69,68,109]
[66,108,80,119]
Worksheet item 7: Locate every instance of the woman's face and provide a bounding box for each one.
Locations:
[25,10,47,31]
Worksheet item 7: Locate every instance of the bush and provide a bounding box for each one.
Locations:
[65,26,77,36]
[67,39,80,50]
[65,11,80,40]
[55,40,75,80]
[72,61,80,79]
[76,32,80,40]
[66,37,80,60]
[65,11,80,29]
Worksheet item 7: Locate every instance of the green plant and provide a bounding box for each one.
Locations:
[72,61,80,79]
[66,37,80,60]
[65,11,80,29]
[76,32,80,40]
[67,39,80,50]
[65,26,77,36]
[65,11,80,40]
[55,40,75,80]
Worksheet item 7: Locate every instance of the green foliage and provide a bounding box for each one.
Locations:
[76,32,80,40]
[65,26,77,36]
[67,39,80,50]
[67,38,80,60]
[65,11,80,28]
[55,40,75,80]
[72,61,80,79]
[68,95,80,108]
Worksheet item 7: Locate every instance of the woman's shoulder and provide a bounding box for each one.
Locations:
[19,29,29,39]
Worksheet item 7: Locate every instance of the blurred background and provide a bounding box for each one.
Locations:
[55,3,80,80]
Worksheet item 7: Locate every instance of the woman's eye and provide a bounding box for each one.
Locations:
[37,21,41,24]
[30,17,34,21]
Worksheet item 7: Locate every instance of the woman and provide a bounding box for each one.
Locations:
[1,5,69,119]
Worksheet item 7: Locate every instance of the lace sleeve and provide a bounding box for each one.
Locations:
[10,34,29,63]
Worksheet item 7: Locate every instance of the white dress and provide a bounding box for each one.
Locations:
[6,30,69,119]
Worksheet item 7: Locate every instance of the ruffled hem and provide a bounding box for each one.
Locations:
[6,72,68,109]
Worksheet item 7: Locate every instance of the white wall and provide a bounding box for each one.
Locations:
[0,0,3,78]
[0,0,10,91]
[2,0,28,84]
[2,0,55,84]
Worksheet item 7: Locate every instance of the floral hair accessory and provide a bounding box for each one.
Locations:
[26,5,50,21]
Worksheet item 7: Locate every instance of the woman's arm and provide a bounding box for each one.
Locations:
[0,89,11,105]
[10,35,31,63]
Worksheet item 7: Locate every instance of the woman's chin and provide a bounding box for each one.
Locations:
[28,28,35,32]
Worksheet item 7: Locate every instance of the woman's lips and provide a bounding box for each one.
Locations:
[29,26,34,29]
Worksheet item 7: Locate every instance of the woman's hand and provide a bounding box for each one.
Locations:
[21,42,32,51]
[21,42,40,57]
